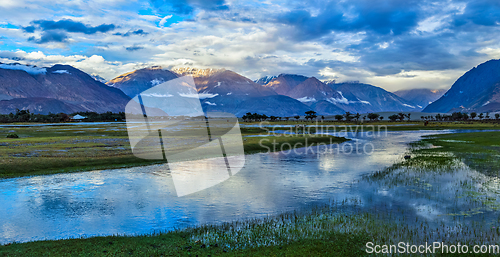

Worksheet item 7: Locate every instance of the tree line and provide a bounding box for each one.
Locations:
[241,111,500,123]
[419,112,500,121]
[242,111,325,122]
[0,109,125,123]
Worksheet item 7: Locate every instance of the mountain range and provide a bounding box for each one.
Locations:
[2,59,500,117]
[255,74,420,114]
[109,67,311,117]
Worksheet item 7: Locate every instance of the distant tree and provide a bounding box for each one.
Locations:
[379,116,384,120]
[435,113,442,121]
[389,114,398,122]
[462,113,469,121]
[479,113,484,120]
[451,112,463,121]
[14,109,31,122]
[470,112,477,120]
[421,116,425,120]
[367,113,380,121]
[285,117,290,121]
[335,114,344,121]
[294,115,300,121]
[354,113,361,121]
[58,113,70,122]
[496,113,500,120]
[321,115,325,121]
[344,112,353,122]
[486,112,490,119]
[397,113,405,122]
[305,111,317,121]
[242,112,252,122]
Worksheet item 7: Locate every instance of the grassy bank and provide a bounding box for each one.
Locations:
[378,131,500,177]
[367,130,500,242]
[3,201,499,256]
[0,205,373,257]
[0,123,347,179]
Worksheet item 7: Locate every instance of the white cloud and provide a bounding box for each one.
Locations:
[0,0,498,93]
[159,15,173,27]
[0,63,46,74]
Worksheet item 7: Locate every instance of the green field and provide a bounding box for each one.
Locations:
[0,123,347,179]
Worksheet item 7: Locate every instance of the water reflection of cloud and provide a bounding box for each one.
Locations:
[0,130,459,244]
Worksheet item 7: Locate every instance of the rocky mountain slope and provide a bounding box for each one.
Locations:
[286,77,342,103]
[107,67,179,98]
[424,59,500,113]
[0,63,130,114]
[259,74,309,95]
[327,82,419,113]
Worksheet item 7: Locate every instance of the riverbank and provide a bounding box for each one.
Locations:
[0,123,347,179]
[0,205,372,257]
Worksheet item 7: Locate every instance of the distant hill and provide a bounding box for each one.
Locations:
[0,63,130,114]
[393,88,446,109]
[424,59,500,113]
[107,66,179,98]
[286,77,342,103]
[310,100,345,115]
[0,97,81,115]
[327,82,419,113]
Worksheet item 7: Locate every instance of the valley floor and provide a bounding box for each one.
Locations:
[1,120,499,179]
[1,126,500,256]
[0,122,347,179]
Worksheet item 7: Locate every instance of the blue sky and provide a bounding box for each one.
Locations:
[1,0,500,91]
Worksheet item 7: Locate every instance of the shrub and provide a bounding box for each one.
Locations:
[6,133,19,138]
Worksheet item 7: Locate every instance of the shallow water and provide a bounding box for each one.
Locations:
[0,129,494,244]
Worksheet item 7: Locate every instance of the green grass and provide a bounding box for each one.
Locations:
[3,202,500,256]
[411,131,500,177]
[0,123,348,179]
[0,206,371,256]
